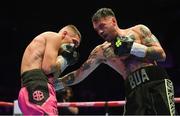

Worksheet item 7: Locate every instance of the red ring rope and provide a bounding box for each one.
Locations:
[0,97,180,107]
[57,100,126,107]
[0,101,14,107]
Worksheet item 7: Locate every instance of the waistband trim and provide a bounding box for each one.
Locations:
[21,69,48,87]
[125,65,169,96]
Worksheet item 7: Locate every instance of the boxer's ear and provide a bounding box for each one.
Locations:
[111,17,117,26]
[62,31,68,39]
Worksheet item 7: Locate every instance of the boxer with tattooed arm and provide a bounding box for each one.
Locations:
[57,8,177,115]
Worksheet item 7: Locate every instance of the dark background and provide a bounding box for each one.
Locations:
[0,0,180,114]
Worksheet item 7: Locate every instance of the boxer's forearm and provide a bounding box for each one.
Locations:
[60,71,76,86]
[146,46,166,61]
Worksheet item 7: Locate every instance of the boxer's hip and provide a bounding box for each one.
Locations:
[21,69,48,87]
[18,69,58,114]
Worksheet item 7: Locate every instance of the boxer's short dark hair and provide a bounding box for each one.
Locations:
[92,8,115,22]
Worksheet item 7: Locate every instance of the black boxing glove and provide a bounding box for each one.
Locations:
[114,36,147,57]
[114,36,133,56]
[57,43,79,72]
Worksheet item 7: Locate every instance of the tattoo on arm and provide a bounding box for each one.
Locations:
[138,25,164,60]
[63,73,75,85]
[139,26,159,44]
[82,62,91,71]
[128,34,136,40]
[139,26,151,38]
[144,35,159,45]
[82,50,98,71]
[89,50,98,59]
[146,47,161,60]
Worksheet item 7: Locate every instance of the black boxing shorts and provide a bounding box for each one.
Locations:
[124,65,176,115]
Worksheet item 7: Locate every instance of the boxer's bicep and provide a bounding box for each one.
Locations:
[144,35,166,61]
[138,25,166,61]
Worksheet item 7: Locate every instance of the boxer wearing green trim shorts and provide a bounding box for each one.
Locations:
[57,8,177,115]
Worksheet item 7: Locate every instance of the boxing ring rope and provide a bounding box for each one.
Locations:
[58,98,180,107]
[0,101,14,107]
[57,100,126,107]
[0,97,180,107]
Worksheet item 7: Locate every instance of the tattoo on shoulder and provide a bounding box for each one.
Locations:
[138,25,160,44]
[140,27,150,37]
[144,35,159,44]
[139,26,151,38]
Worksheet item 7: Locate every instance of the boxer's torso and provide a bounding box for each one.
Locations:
[100,27,156,80]
[21,32,61,75]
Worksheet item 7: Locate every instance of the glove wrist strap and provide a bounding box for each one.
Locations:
[130,42,147,57]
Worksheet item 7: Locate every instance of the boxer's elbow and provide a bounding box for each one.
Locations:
[146,47,166,61]
[154,47,166,62]
[42,65,51,74]
[158,50,166,62]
